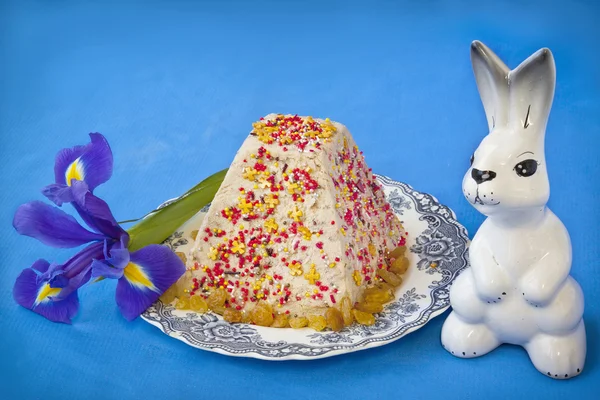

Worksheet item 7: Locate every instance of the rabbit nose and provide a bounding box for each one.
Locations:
[471,168,497,184]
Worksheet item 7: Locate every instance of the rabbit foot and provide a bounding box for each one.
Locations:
[441,311,500,358]
[525,320,586,380]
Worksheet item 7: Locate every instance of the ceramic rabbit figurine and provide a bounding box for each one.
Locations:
[441,41,586,379]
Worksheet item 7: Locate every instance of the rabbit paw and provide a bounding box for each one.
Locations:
[474,278,509,304]
[521,273,556,307]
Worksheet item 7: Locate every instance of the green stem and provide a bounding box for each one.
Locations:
[126,168,228,252]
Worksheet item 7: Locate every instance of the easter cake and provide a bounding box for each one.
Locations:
[164,114,409,331]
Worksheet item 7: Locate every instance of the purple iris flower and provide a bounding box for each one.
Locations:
[42,133,113,206]
[12,134,185,323]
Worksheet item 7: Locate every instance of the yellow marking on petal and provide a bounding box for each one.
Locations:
[65,157,85,186]
[123,262,158,292]
[35,283,61,305]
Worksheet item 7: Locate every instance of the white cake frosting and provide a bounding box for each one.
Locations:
[181,114,406,319]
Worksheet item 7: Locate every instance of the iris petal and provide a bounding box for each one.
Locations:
[115,245,185,321]
[53,241,105,300]
[13,261,79,324]
[40,183,75,207]
[91,259,125,280]
[74,192,127,240]
[13,201,105,248]
[54,133,113,191]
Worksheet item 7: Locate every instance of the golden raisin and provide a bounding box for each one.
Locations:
[175,252,187,264]
[223,309,243,323]
[271,313,289,328]
[159,285,177,304]
[388,245,406,259]
[189,295,209,312]
[325,308,344,332]
[308,315,327,331]
[289,316,309,329]
[241,311,252,323]
[175,296,190,310]
[355,301,383,314]
[377,269,403,287]
[390,256,409,275]
[375,281,395,294]
[340,297,354,326]
[207,288,228,309]
[174,271,193,297]
[352,309,376,326]
[364,288,394,304]
[251,303,274,326]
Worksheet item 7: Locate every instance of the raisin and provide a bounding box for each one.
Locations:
[271,313,289,328]
[388,245,406,259]
[325,308,344,332]
[289,316,309,329]
[175,252,187,264]
[207,288,228,309]
[159,285,178,304]
[189,296,208,312]
[364,288,394,304]
[340,297,354,326]
[390,256,409,275]
[251,303,274,326]
[175,296,190,310]
[353,309,376,325]
[377,269,403,287]
[308,315,327,331]
[223,309,243,323]
[355,301,383,313]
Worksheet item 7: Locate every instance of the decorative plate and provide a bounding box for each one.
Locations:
[141,175,469,360]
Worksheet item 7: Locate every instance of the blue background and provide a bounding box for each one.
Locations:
[1,0,599,398]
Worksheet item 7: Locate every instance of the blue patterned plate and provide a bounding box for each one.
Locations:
[141,175,469,360]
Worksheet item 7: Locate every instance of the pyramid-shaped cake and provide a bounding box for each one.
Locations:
[170,114,408,330]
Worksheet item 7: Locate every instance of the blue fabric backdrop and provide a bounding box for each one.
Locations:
[1,0,598,399]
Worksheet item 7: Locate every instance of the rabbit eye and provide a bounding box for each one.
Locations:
[470,154,474,166]
[514,159,538,177]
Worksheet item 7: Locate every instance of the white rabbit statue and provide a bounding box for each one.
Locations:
[441,41,586,379]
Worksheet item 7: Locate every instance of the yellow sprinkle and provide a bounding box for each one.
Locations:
[352,270,362,286]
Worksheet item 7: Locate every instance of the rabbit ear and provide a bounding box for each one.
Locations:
[507,48,556,133]
[471,41,510,131]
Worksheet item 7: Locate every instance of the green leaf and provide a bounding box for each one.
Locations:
[126,168,228,252]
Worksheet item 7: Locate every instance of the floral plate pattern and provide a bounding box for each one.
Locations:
[141,175,469,360]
